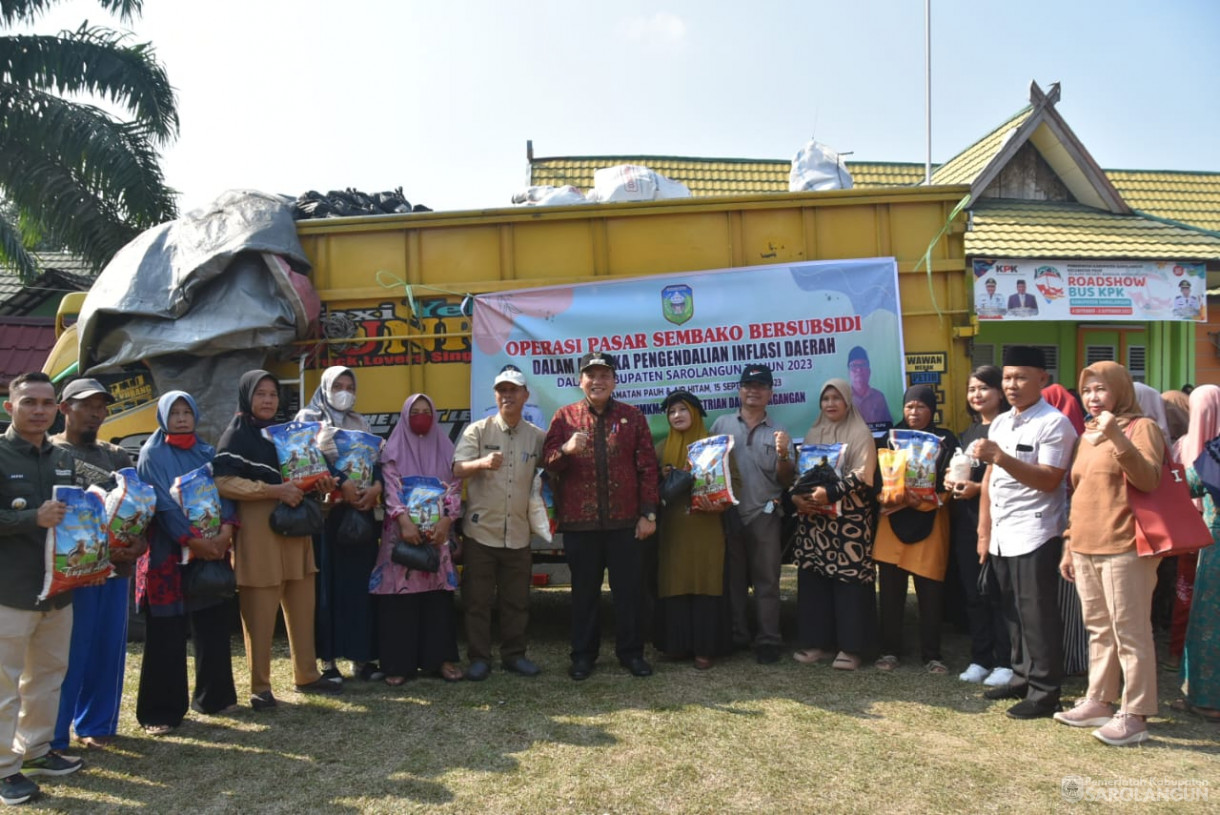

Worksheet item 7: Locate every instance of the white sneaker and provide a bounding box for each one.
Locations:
[959,663,990,683]
[983,667,1014,687]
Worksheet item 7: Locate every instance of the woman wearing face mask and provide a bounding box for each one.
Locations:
[135,391,239,734]
[653,390,732,670]
[295,367,384,685]
[945,366,1013,687]
[370,394,464,684]
[1056,361,1162,746]
[213,371,340,710]
[873,385,958,674]
[789,379,879,671]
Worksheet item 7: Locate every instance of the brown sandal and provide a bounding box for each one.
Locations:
[439,663,464,682]
[384,676,407,687]
[832,652,860,671]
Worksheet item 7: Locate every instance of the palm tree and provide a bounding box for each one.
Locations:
[0,0,179,280]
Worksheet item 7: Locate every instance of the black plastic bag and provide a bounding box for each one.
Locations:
[335,505,379,547]
[391,539,439,573]
[184,559,236,601]
[269,497,325,537]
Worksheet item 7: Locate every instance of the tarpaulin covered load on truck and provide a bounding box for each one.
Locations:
[76,190,321,442]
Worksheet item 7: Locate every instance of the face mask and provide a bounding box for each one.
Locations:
[331,390,355,411]
[408,413,433,436]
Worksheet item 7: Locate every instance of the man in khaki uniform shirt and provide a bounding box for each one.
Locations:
[453,365,546,681]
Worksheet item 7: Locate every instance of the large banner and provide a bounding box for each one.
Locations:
[470,258,904,440]
[973,259,1207,322]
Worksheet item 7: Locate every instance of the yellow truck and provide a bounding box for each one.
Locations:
[44,185,971,454]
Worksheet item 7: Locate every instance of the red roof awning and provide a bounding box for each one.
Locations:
[0,318,57,390]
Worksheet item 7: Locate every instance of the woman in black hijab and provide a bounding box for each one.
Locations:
[872,385,958,674]
[213,370,339,710]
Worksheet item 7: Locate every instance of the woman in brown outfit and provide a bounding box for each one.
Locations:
[213,370,340,710]
[1056,360,1162,746]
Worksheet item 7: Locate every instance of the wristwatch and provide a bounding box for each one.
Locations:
[643,512,656,522]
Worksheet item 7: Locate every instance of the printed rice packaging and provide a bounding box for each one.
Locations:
[39,485,110,601]
[794,442,846,517]
[170,463,223,564]
[318,427,382,489]
[888,428,943,509]
[400,476,447,533]
[261,421,327,489]
[688,434,737,513]
[102,467,156,549]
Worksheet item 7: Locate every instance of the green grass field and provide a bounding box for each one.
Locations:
[22,573,1220,813]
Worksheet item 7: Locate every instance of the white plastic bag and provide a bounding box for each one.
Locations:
[511,185,591,207]
[527,468,555,543]
[789,140,854,192]
[587,165,692,203]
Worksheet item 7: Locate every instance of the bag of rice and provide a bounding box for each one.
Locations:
[39,485,110,601]
[688,434,737,513]
[261,421,328,489]
[888,429,943,510]
[400,476,447,534]
[170,463,223,565]
[102,468,156,550]
[317,427,383,490]
[527,468,556,543]
[878,447,910,507]
[793,443,846,517]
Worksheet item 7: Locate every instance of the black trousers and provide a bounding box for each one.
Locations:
[877,562,944,662]
[377,591,459,677]
[953,535,1011,669]
[992,538,1064,704]
[137,602,236,727]
[797,568,876,656]
[565,528,643,663]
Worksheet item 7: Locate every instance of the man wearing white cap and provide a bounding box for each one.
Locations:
[453,365,546,681]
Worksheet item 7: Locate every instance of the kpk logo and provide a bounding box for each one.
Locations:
[662,285,694,325]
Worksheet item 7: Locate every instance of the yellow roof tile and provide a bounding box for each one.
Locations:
[529,156,924,194]
[530,155,1220,234]
[1106,170,1220,233]
[930,107,1033,186]
[967,200,1220,260]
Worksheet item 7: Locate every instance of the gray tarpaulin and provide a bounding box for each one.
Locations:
[78,190,318,443]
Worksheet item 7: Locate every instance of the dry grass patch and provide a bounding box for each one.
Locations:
[17,577,1220,813]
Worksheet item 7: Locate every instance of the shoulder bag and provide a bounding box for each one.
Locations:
[1125,421,1213,558]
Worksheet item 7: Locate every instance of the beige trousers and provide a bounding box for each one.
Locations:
[238,579,320,695]
[0,604,73,776]
[1072,549,1160,716]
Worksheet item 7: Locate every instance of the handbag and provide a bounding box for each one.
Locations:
[183,558,237,601]
[1126,421,1213,558]
[391,538,440,572]
[334,505,379,547]
[269,497,325,537]
[659,467,694,508]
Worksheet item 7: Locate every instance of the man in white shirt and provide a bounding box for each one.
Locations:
[976,278,1007,314]
[974,346,1077,719]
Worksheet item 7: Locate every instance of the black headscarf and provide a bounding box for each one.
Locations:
[889,384,959,543]
[212,370,283,484]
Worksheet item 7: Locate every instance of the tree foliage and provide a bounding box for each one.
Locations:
[0,0,178,280]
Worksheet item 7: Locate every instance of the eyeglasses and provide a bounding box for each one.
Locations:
[848,362,869,372]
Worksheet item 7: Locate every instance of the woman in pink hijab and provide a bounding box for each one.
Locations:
[370,394,464,684]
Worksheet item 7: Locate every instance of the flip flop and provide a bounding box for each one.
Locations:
[142,724,175,736]
[76,736,113,750]
[832,653,859,671]
[875,655,899,672]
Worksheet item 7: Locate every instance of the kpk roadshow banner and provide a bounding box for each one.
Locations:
[470,258,904,440]
[973,259,1207,322]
